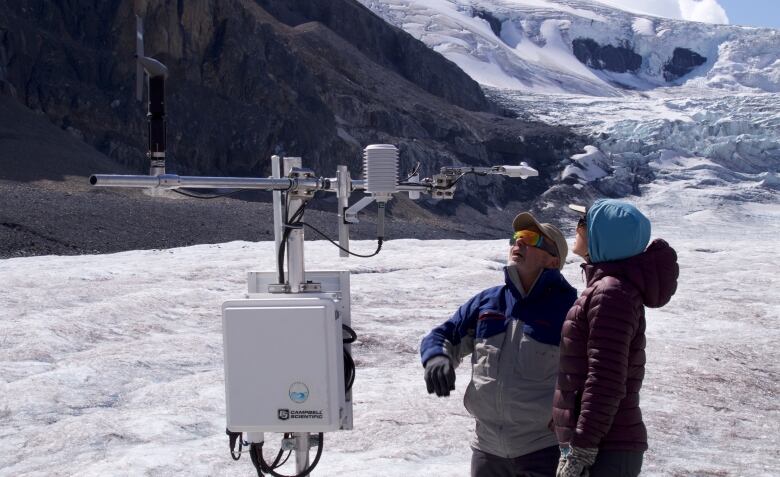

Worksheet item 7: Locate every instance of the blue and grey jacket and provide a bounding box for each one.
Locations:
[421,267,577,458]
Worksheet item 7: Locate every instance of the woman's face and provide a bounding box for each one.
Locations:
[572,221,589,259]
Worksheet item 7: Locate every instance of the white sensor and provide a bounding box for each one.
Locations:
[363,144,398,201]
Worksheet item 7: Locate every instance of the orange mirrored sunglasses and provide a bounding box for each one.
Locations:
[509,230,557,257]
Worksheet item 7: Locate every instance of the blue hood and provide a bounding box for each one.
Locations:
[587,199,651,263]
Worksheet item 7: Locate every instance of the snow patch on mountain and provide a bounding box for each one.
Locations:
[561,145,609,181]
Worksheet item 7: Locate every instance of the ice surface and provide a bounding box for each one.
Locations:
[1,198,778,476]
[491,88,780,198]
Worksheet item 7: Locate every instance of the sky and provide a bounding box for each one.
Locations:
[717,0,780,28]
[594,0,780,28]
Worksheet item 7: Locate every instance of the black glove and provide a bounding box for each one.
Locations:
[424,355,455,397]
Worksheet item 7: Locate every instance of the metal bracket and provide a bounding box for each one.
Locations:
[344,196,375,224]
[431,173,456,199]
[288,166,317,199]
[298,282,322,293]
[265,282,321,293]
[406,174,421,200]
[281,436,296,451]
[280,434,321,451]
[267,283,291,293]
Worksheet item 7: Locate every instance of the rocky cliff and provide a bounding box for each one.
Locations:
[0,0,583,256]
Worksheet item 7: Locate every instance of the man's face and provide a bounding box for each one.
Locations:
[572,219,589,259]
[509,228,559,273]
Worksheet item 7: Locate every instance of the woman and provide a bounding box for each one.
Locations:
[553,199,679,477]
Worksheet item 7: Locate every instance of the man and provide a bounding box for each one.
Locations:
[553,200,678,477]
[421,212,577,477]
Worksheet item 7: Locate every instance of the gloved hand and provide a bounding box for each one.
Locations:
[556,446,598,477]
[424,355,455,397]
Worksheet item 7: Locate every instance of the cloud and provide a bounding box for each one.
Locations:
[591,0,730,24]
[679,0,730,24]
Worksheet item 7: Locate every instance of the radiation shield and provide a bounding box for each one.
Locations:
[222,297,345,432]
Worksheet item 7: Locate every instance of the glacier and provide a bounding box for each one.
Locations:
[1,213,778,476]
[360,0,779,205]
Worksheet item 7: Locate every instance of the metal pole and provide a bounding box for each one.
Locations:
[294,432,311,475]
[271,155,283,262]
[284,157,305,292]
[89,174,430,194]
[89,174,297,190]
[336,165,350,258]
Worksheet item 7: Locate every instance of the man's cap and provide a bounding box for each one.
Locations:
[512,212,568,269]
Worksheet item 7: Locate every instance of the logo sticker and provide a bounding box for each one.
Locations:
[289,382,310,403]
[277,409,324,420]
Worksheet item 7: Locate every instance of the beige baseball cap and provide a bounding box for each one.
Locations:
[512,212,568,270]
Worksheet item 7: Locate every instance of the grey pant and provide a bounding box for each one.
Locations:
[471,446,559,477]
[590,451,644,477]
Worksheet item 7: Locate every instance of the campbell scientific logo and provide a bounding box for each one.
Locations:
[277,408,323,420]
[289,382,309,403]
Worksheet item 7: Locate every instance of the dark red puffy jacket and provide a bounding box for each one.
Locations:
[553,239,679,451]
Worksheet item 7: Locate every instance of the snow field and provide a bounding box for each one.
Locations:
[1,201,778,476]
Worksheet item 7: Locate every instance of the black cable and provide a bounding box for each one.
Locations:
[270,434,290,469]
[437,171,487,189]
[301,222,383,258]
[227,428,242,461]
[277,193,290,284]
[249,443,265,477]
[400,161,421,182]
[172,188,247,199]
[252,433,325,477]
[277,198,307,284]
[343,348,356,392]
[248,435,289,477]
[342,324,357,344]
[398,170,488,190]
[275,449,292,469]
[341,324,357,393]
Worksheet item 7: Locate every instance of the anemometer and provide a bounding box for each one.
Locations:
[89,16,538,476]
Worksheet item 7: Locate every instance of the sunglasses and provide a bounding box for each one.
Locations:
[577,216,586,229]
[509,230,557,257]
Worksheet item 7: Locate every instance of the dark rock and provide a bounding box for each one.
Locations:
[256,0,491,113]
[572,38,642,73]
[664,47,707,81]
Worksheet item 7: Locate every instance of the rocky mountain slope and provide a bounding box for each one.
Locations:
[0,0,586,257]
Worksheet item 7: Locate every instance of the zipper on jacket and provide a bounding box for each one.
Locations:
[497,318,521,457]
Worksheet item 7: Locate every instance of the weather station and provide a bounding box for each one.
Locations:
[88,16,539,477]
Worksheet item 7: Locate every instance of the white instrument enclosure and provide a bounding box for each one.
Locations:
[222,295,346,432]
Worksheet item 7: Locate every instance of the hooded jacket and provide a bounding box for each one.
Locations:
[421,267,577,458]
[553,200,679,451]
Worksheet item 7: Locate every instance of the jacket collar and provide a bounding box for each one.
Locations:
[582,239,679,308]
[504,266,563,299]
